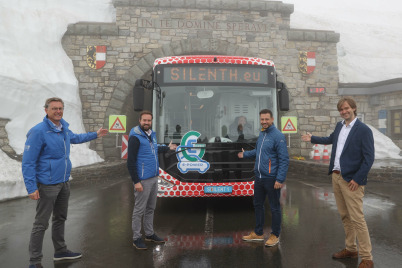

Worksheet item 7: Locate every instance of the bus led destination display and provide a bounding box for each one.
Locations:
[160,65,270,85]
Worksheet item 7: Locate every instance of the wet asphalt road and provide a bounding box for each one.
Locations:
[0,173,401,268]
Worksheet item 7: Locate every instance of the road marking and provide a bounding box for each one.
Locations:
[203,202,214,249]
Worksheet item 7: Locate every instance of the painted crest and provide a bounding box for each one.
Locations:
[87,46,106,69]
[298,51,316,74]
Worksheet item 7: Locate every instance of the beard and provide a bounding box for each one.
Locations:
[261,123,272,129]
[140,124,151,131]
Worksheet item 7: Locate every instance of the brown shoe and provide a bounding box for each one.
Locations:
[242,231,264,242]
[265,234,279,247]
[332,248,358,259]
[358,260,374,268]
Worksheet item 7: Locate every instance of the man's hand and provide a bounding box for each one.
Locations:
[134,182,143,192]
[168,141,178,151]
[274,181,283,189]
[301,132,312,142]
[28,190,40,200]
[238,148,244,158]
[97,127,108,138]
[348,180,359,191]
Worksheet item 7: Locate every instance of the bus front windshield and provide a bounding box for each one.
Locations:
[154,85,277,144]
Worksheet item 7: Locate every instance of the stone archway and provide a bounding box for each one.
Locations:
[102,39,251,159]
[64,0,340,160]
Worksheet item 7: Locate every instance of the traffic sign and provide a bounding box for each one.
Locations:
[109,115,126,133]
[121,135,128,159]
[281,117,297,133]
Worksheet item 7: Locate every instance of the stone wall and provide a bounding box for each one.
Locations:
[62,0,340,160]
[342,91,402,149]
[70,160,129,183]
[378,92,402,148]
[0,118,20,160]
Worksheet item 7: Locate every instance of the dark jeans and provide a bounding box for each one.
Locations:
[253,177,282,237]
[29,182,70,264]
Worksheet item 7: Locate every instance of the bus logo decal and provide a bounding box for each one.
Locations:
[176,131,210,174]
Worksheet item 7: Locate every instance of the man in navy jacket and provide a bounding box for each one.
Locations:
[22,97,108,268]
[302,97,374,268]
[238,109,289,247]
[127,111,177,250]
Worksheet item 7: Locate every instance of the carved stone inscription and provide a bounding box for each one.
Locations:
[139,19,268,32]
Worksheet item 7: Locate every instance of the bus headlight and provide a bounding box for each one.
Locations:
[158,176,175,189]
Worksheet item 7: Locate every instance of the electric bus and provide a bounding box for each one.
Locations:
[133,55,289,197]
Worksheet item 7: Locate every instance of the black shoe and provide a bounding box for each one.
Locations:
[133,238,147,249]
[53,250,82,261]
[145,234,165,243]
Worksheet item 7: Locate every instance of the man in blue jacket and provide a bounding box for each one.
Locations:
[238,109,289,247]
[22,97,108,268]
[302,97,374,268]
[127,111,177,250]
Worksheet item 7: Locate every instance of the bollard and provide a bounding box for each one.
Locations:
[323,145,330,161]
[313,144,321,160]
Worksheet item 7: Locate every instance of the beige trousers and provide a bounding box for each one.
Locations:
[332,173,372,260]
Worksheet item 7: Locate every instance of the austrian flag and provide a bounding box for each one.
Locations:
[87,46,106,69]
[298,51,316,74]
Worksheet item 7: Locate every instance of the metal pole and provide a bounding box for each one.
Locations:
[116,133,122,148]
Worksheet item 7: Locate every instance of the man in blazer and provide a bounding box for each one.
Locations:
[302,97,374,268]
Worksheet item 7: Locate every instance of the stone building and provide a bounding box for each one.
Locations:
[339,78,402,148]
[61,0,341,160]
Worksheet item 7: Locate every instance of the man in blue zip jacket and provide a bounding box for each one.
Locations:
[22,97,108,268]
[127,111,177,250]
[238,109,289,247]
[302,97,374,268]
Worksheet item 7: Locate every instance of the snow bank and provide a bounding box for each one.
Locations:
[369,125,402,159]
[0,150,25,201]
[0,0,115,201]
[286,0,402,82]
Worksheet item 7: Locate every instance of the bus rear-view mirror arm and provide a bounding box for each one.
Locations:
[133,79,164,111]
[276,80,289,111]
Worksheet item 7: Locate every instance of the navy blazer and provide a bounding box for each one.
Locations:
[311,119,374,185]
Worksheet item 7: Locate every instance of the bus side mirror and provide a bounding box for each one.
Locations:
[133,79,145,111]
[277,81,289,111]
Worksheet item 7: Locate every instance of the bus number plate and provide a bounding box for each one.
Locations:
[204,186,233,194]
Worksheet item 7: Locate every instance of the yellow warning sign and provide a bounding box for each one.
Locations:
[109,115,127,133]
[281,117,297,133]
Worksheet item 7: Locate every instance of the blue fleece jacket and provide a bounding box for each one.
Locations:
[243,124,289,183]
[22,116,98,194]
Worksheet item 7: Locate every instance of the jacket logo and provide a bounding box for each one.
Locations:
[176,131,210,174]
[87,46,106,69]
[298,51,316,74]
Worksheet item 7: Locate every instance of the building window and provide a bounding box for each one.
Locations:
[391,110,402,138]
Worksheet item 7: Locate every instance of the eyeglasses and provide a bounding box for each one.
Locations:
[51,107,64,111]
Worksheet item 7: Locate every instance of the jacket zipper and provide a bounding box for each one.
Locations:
[257,132,267,178]
[141,163,144,177]
[63,136,67,182]
[269,159,271,173]
[150,140,158,176]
